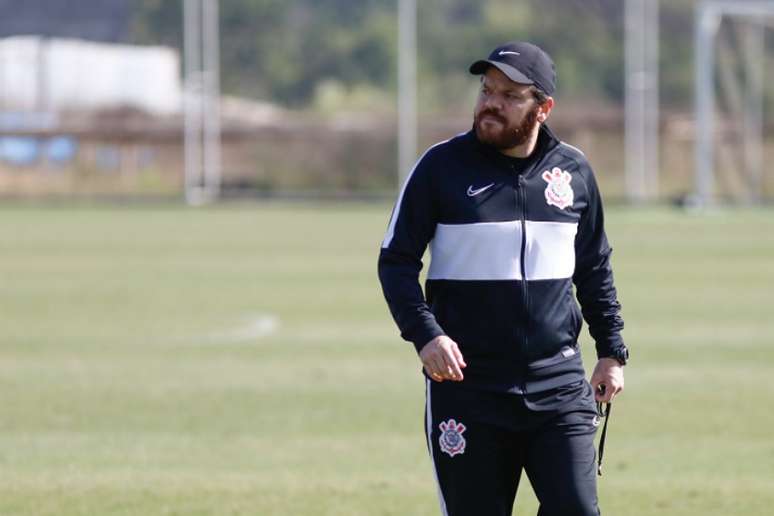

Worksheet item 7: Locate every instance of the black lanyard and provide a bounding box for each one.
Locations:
[596,401,612,476]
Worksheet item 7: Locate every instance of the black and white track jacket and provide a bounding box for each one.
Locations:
[378,125,627,394]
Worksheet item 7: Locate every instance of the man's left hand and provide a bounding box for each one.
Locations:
[590,358,624,403]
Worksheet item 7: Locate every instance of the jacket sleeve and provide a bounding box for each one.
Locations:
[573,162,628,361]
[377,152,445,354]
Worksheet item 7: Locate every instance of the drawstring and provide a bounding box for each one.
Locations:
[596,401,612,476]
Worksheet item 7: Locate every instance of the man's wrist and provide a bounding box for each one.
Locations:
[600,346,628,366]
[413,331,446,354]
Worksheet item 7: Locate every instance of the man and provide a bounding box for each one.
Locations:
[377,41,628,516]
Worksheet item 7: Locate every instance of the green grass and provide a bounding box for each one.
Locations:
[1,202,773,515]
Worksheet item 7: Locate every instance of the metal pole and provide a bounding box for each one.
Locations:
[625,0,659,203]
[742,19,764,203]
[202,0,221,202]
[695,3,719,206]
[625,0,647,203]
[644,0,660,199]
[183,0,204,204]
[398,0,417,185]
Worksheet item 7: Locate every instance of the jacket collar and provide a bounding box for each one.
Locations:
[465,123,560,168]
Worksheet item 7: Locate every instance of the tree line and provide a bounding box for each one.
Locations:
[130,0,758,112]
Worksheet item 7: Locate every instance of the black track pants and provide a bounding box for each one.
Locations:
[424,378,601,516]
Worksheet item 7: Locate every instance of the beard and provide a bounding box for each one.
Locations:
[474,104,541,150]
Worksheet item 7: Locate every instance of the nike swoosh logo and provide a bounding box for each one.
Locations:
[467,183,495,197]
[498,50,521,56]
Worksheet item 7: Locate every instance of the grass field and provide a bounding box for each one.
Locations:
[1,202,773,515]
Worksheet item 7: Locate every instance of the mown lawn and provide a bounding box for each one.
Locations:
[1,203,772,515]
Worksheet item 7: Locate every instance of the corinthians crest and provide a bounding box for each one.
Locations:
[438,419,467,457]
[542,167,574,210]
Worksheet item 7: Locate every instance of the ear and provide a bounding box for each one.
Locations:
[537,96,555,123]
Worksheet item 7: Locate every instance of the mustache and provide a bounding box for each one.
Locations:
[477,109,506,123]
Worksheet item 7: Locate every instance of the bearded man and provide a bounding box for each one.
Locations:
[377,41,628,516]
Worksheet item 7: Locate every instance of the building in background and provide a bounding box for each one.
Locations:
[0,36,181,114]
[0,35,183,196]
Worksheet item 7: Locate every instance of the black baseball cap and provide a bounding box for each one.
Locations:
[469,41,556,96]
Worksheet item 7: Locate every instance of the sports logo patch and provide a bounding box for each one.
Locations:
[542,167,574,210]
[438,419,467,457]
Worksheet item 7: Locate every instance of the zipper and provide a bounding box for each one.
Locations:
[514,170,530,360]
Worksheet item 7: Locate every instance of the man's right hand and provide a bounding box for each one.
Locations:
[419,335,467,382]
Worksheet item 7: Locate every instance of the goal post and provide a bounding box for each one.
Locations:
[695,0,774,206]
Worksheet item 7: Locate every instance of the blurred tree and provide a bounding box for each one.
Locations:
[659,0,696,108]
[127,0,713,112]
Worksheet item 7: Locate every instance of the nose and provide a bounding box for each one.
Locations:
[482,92,503,112]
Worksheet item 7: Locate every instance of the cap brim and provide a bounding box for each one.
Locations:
[469,60,534,86]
